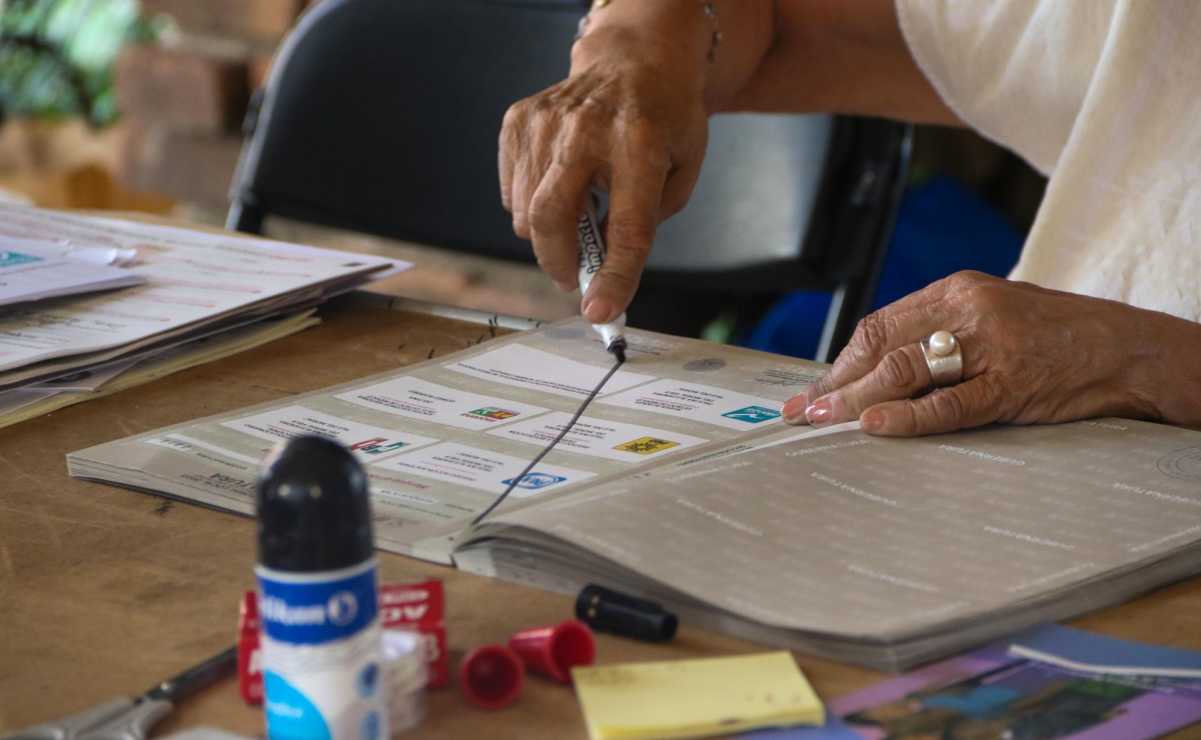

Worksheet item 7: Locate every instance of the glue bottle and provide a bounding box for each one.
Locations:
[256,435,388,740]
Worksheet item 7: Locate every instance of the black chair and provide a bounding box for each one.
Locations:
[227,0,911,362]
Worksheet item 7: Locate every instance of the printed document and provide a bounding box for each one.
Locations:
[68,320,822,561]
[0,237,144,306]
[0,311,318,430]
[0,203,396,384]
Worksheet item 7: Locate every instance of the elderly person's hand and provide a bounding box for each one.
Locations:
[498,32,710,325]
[498,1,954,323]
[782,271,1201,436]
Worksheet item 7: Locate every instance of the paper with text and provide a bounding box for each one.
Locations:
[599,378,784,430]
[68,319,819,562]
[447,344,652,398]
[0,311,319,431]
[335,376,547,431]
[0,237,145,306]
[372,441,593,496]
[486,412,709,463]
[221,405,439,463]
[0,203,396,380]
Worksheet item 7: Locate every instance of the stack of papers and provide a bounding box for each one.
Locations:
[0,237,145,306]
[572,652,824,740]
[0,203,401,428]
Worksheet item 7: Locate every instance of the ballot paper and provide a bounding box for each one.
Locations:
[571,652,823,740]
[0,236,145,306]
[0,203,398,388]
[68,320,1201,671]
[69,320,823,561]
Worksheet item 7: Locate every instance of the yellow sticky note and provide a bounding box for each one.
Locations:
[571,651,825,740]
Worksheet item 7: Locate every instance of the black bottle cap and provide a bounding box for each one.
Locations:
[256,435,374,573]
[575,584,678,643]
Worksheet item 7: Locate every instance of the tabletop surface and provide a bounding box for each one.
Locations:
[4,290,1201,739]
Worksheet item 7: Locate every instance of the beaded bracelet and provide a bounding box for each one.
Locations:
[576,0,722,63]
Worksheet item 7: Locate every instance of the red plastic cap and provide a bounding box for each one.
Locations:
[459,644,524,710]
[508,619,596,684]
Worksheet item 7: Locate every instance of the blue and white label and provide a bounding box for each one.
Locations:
[721,405,782,424]
[257,561,379,645]
[259,560,388,739]
[0,251,41,268]
[501,472,568,490]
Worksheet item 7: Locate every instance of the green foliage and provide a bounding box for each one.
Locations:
[0,0,158,126]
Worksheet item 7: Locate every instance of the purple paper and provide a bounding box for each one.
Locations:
[822,625,1201,740]
[735,626,1201,740]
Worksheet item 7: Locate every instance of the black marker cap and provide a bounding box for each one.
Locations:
[608,337,627,364]
[256,435,374,573]
[575,584,678,642]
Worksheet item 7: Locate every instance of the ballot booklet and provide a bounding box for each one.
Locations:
[68,321,1201,670]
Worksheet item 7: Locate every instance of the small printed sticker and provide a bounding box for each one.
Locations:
[348,437,409,456]
[721,405,782,424]
[0,251,41,268]
[613,436,681,455]
[465,406,520,421]
[501,472,568,490]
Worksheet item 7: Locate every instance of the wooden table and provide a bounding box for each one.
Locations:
[4,291,1201,738]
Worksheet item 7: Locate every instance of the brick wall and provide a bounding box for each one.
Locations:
[115,0,318,210]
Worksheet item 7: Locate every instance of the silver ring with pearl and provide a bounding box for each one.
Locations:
[920,330,964,387]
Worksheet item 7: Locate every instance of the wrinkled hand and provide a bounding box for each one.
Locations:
[781,271,1166,436]
[498,51,709,323]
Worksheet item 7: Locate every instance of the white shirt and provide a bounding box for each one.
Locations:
[897,0,1201,322]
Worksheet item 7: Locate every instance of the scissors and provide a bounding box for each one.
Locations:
[5,645,237,740]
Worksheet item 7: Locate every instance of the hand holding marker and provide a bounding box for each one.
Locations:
[577,191,628,362]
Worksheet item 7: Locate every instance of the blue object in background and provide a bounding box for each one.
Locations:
[745,175,1025,359]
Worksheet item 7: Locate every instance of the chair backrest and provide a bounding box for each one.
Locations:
[229,0,908,286]
[651,113,833,273]
[229,0,584,261]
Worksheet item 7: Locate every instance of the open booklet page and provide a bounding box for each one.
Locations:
[457,418,1201,669]
[68,320,825,563]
